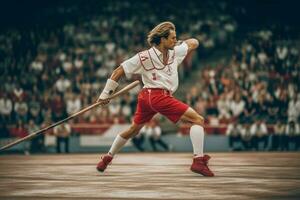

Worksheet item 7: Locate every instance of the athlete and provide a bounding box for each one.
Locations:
[96,21,214,176]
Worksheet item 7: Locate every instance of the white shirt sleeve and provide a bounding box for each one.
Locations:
[296,124,300,135]
[174,42,188,65]
[53,126,58,135]
[240,128,245,137]
[154,126,162,137]
[226,124,233,136]
[285,125,289,135]
[250,124,256,136]
[260,123,268,135]
[65,124,71,133]
[121,54,142,78]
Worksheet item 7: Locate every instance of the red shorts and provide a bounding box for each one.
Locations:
[133,88,189,124]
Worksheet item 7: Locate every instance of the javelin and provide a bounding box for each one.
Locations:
[0,80,140,151]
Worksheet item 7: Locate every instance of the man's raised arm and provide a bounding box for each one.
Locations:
[185,38,199,53]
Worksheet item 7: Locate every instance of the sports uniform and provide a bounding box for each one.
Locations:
[96,22,214,177]
[121,42,189,124]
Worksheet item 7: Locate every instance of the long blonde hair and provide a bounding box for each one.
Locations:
[147,21,175,46]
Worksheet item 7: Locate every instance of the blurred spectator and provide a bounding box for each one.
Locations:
[206,96,218,116]
[120,94,133,122]
[143,120,171,152]
[217,94,231,122]
[53,123,71,153]
[270,120,286,151]
[296,121,300,151]
[66,94,82,115]
[12,85,26,101]
[250,119,268,151]
[28,95,43,124]
[27,120,44,153]
[50,93,67,122]
[108,99,121,118]
[266,95,280,124]
[30,58,44,72]
[240,123,252,150]
[288,95,300,123]
[9,120,30,154]
[14,99,29,123]
[0,93,13,124]
[285,121,300,151]
[10,120,28,138]
[0,123,10,138]
[230,94,245,119]
[194,96,207,116]
[242,95,257,123]
[131,131,145,152]
[55,75,71,94]
[226,121,242,151]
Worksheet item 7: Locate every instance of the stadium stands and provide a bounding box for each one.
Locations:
[0,0,299,152]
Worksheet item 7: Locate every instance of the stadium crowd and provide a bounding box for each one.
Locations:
[0,1,299,152]
[185,27,300,150]
[0,1,235,134]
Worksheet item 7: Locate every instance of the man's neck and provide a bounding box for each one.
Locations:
[153,44,170,65]
[155,44,168,55]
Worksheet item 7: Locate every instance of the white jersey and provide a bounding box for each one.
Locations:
[121,42,188,93]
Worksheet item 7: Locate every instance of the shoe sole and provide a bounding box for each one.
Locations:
[190,168,214,177]
[96,167,105,172]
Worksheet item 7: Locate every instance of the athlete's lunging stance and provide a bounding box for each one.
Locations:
[96,21,214,176]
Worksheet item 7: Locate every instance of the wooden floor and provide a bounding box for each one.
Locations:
[0,152,300,200]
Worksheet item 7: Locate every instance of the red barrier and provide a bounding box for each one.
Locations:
[71,123,110,135]
[8,123,275,136]
[179,124,275,135]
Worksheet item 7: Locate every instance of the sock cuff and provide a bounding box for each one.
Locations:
[191,125,204,132]
[116,135,127,142]
[108,134,128,156]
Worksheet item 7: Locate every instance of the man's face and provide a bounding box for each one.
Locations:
[162,30,177,50]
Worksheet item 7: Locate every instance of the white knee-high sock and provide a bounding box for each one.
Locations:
[108,135,128,156]
[190,125,204,157]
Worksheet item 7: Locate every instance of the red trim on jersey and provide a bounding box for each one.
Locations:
[152,48,175,66]
[138,48,176,72]
[147,50,164,70]
[148,49,166,70]
[138,51,155,71]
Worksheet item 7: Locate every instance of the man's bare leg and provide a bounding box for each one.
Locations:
[96,123,144,172]
[108,123,145,156]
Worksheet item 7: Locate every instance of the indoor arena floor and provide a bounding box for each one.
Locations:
[0,152,299,200]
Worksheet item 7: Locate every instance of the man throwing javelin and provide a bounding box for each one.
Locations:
[96,21,214,176]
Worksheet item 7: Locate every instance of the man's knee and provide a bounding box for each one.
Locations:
[194,115,205,126]
[122,123,143,139]
[182,107,205,126]
[130,128,140,138]
[132,123,143,133]
[128,126,140,137]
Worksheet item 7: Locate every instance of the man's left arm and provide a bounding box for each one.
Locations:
[184,38,199,53]
[175,38,199,64]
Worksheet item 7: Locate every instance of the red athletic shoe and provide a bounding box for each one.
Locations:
[190,155,214,177]
[96,154,113,172]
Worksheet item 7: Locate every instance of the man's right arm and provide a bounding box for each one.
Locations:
[110,66,125,82]
[97,66,125,102]
[97,52,141,102]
